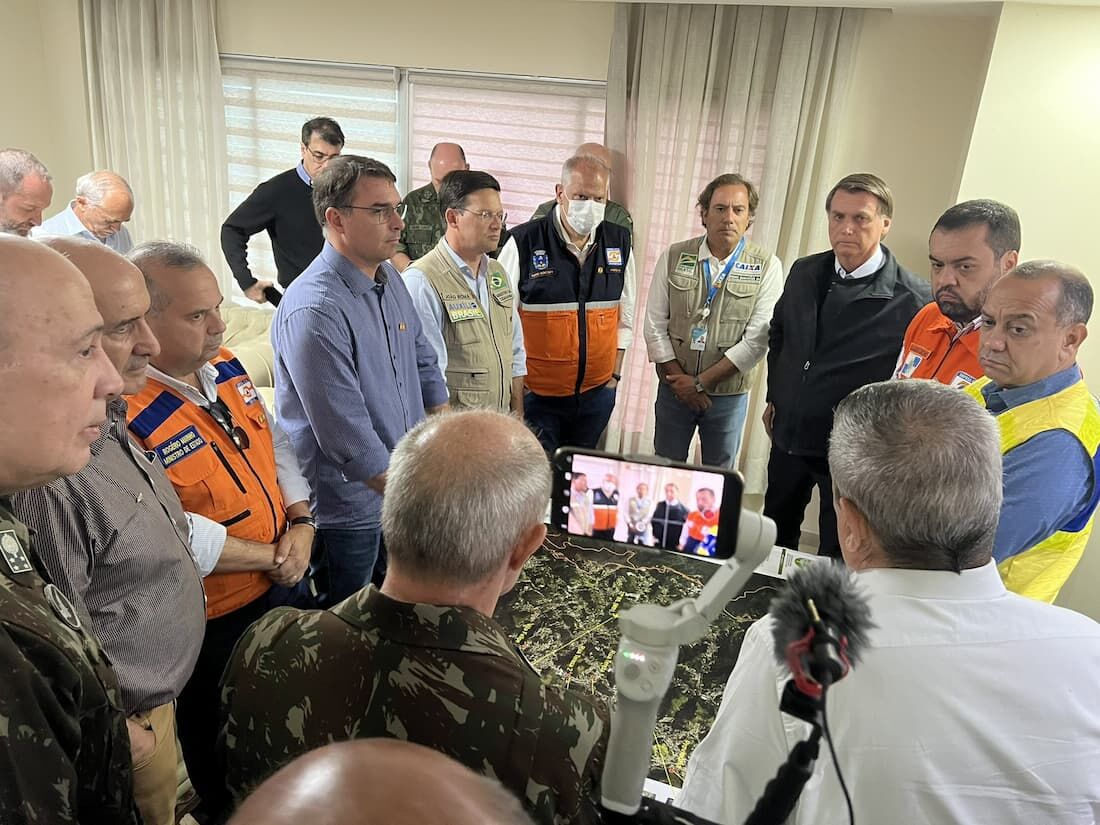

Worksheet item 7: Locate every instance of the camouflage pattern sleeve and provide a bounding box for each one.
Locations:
[526,684,610,825]
[397,184,444,260]
[0,623,139,825]
[219,605,314,803]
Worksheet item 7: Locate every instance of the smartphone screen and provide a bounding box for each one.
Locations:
[551,449,742,559]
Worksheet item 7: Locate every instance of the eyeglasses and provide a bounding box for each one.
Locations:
[303,146,341,164]
[455,208,507,224]
[205,399,250,450]
[342,202,408,224]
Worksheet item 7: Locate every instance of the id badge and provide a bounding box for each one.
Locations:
[690,325,708,351]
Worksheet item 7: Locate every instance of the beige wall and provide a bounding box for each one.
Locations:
[3,0,92,205]
[215,0,615,80]
[958,3,1100,620]
[822,8,996,272]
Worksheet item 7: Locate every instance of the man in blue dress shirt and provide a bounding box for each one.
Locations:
[34,170,134,253]
[272,155,449,606]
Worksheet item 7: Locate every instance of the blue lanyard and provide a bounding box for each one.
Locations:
[701,236,747,309]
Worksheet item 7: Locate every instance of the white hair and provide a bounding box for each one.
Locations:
[75,171,133,206]
[829,379,1002,572]
[0,148,51,197]
[382,410,550,585]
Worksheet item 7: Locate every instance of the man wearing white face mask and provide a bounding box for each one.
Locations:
[499,156,636,453]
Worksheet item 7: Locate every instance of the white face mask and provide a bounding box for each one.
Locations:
[565,199,606,237]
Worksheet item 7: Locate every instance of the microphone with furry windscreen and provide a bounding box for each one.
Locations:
[743,562,875,825]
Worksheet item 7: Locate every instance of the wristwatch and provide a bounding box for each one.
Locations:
[289,515,316,529]
[612,372,622,382]
[694,379,707,394]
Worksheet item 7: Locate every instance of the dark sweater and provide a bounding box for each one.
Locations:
[766,246,931,456]
[221,168,323,289]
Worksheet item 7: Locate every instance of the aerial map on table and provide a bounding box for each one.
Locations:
[493,528,785,789]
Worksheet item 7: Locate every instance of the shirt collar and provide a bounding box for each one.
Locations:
[835,245,885,280]
[441,238,488,280]
[980,363,1083,413]
[94,396,130,456]
[335,586,521,660]
[319,241,391,296]
[699,238,740,266]
[295,161,312,187]
[856,559,1006,601]
[146,362,219,405]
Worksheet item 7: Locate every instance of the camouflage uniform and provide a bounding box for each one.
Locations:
[0,499,140,825]
[221,585,609,824]
[398,182,508,261]
[530,199,634,233]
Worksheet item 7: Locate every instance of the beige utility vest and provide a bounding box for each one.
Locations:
[665,235,771,395]
[414,240,515,411]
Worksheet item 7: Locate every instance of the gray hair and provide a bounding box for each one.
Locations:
[382,410,551,585]
[560,155,608,187]
[75,171,133,205]
[829,380,1001,572]
[0,148,51,197]
[127,241,207,313]
[1005,260,1093,326]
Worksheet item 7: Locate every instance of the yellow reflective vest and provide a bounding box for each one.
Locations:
[967,374,1100,603]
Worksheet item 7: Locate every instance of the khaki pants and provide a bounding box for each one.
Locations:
[131,702,179,825]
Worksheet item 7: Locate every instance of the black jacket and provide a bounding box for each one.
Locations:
[766,246,931,456]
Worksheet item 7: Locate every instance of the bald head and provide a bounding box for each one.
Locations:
[575,142,613,170]
[0,235,121,493]
[428,142,469,189]
[382,410,550,587]
[40,237,159,394]
[229,739,534,825]
[73,170,134,240]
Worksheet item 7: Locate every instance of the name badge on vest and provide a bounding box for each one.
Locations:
[155,425,208,468]
[690,325,708,351]
[731,260,764,282]
[0,530,32,575]
[235,377,259,406]
[675,253,698,277]
[950,371,977,389]
[444,297,485,323]
[897,345,930,379]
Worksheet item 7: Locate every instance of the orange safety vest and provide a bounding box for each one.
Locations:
[685,509,720,542]
[895,302,982,388]
[128,349,284,618]
[592,490,619,532]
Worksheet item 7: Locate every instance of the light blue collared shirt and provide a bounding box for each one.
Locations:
[272,242,449,529]
[404,239,527,379]
[295,161,312,187]
[979,364,1096,561]
[33,202,133,253]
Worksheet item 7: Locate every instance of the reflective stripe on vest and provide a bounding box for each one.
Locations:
[966,375,1100,603]
[127,349,284,618]
[511,214,630,396]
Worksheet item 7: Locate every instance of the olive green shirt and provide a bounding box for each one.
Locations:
[221,585,609,824]
[398,182,508,261]
[0,499,140,825]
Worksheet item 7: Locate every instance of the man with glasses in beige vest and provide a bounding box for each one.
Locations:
[405,170,526,414]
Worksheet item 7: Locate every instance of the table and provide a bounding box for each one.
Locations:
[493,528,783,788]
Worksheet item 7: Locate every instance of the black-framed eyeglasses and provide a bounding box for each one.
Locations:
[341,202,408,224]
[303,145,340,164]
[205,399,250,450]
[455,208,507,223]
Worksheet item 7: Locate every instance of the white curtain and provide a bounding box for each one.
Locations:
[604,4,863,494]
[82,0,230,289]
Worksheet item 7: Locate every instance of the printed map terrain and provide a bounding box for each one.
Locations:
[494,529,782,787]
